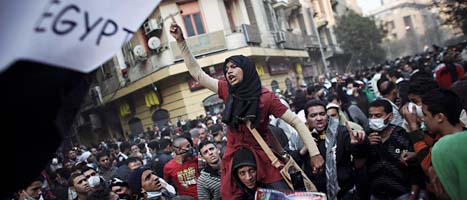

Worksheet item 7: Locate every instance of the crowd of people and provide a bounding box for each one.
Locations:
[10,23,467,200]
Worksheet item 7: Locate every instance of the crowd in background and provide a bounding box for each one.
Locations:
[11,42,467,200]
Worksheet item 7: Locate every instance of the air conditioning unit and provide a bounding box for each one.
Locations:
[91,86,103,106]
[133,45,147,60]
[274,31,286,44]
[143,19,161,34]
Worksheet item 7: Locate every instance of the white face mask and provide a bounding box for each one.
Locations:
[346,88,353,96]
[87,175,101,188]
[408,102,424,119]
[146,191,162,199]
[369,116,389,131]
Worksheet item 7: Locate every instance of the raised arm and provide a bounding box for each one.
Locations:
[280,110,324,173]
[170,23,218,93]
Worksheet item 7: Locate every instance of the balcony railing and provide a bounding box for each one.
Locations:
[276,31,320,50]
[170,31,228,61]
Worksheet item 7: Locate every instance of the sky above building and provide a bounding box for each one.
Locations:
[357,0,382,14]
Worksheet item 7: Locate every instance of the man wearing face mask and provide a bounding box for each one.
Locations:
[376,78,405,128]
[14,176,44,200]
[163,136,199,199]
[344,78,370,116]
[402,88,465,199]
[354,99,423,200]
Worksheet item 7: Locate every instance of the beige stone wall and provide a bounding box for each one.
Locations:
[119,59,299,134]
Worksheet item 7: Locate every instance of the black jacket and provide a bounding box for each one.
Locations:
[298,125,355,197]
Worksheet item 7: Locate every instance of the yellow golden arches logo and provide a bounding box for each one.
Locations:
[296,63,302,74]
[119,103,131,117]
[145,91,160,107]
[256,63,265,76]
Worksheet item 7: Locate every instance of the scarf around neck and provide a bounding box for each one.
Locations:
[221,55,262,130]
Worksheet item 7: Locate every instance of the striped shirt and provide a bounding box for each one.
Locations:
[363,126,423,199]
[197,165,221,200]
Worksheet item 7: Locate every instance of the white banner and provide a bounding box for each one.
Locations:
[0,0,161,73]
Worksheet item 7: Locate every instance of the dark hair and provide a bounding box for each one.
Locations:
[377,78,396,96]
[71,161,87,173]
[88,187,112,200]
[80,166,96,174]
[408,76,439,96]
[410,70,432,80]
[450,78,467,110]
[68,172,83,187]
[327,95,340,103]
[304,100,327,117]
[173,135,192,147]
[108,143,119,151]
[55,167,71,181]
[422,88,463,126]
[345,77,355,86]
[125,156,143,166]
[159,139,172,150]
[96,151,109,162]
[293,90,307,113]
[388,69,402,79]
[161,128,172,138]
[209,124,223,136]
[27,175,44,187]
[198,140,216,153]
[306,85,316,95]
[137,143,146,151]
[369,99,392,114]
[119,141,131,153]
[147,140,159,151]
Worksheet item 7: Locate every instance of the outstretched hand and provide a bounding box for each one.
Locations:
[170,19,184,42]
[346,121,365,144]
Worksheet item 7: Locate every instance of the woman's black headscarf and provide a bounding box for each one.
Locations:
[221,55,262,130]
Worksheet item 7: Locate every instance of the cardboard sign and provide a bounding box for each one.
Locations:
[0,0,161,73]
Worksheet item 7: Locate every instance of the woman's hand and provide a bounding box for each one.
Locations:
[170,22,184,43]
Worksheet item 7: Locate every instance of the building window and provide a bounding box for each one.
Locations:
[152,109,170,128]
[179,1,206,37]
[129,117,144,136]
[271,80,280,92]
[285,78,296,95]
[225,0,237,32]
[203,95,224,116]
[403,15,413,30]
[387,20,395,30]
[263,1,276,31]
[96,58,115,81]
